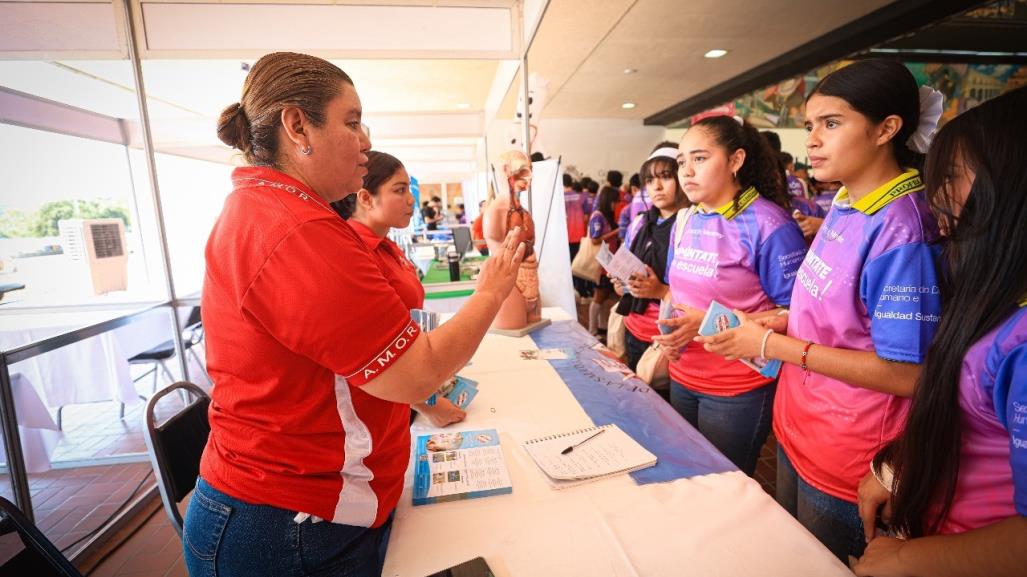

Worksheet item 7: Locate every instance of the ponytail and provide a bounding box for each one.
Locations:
[692,115,789,210]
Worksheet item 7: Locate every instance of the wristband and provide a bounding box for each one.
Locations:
[759,329,774,360]
[800,341,814,372]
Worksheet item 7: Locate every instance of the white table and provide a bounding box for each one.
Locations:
[383,309,850,577]
[0,372,60,473]
[0,307,174,409]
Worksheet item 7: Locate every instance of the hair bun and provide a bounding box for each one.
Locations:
[216,102,251,151]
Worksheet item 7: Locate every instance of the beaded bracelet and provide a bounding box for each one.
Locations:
[759,329,774,361]
[800,341,814,373]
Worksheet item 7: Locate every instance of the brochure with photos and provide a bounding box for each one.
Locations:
[413,429,513,505]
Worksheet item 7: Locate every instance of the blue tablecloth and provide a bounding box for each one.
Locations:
[531,320,735,484]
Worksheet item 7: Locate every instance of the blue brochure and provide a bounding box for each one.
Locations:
[425,375,478,408]
[441,375,478,409]
[413,429,513,506]
[698,300,782,379]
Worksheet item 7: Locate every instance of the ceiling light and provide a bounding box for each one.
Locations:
[704,49,729,59]
[621,102,636,110]
[456,103,471,109]
[623,68,637,75]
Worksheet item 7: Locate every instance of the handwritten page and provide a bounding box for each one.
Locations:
[522,424,657,489]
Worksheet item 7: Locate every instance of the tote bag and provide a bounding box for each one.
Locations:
[606,305,627,358]
[635,345,669,390]
[571,240,602,283]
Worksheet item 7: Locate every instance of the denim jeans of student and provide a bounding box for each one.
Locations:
[776,446,866,563]
[624,330,650,372]
[668,380,775,476]
[183,477,390,577]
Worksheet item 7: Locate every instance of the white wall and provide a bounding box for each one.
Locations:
[487,118,667,181]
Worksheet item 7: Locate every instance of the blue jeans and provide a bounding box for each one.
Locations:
[624,329,649,372]
[668,380,775,476]
[184,477,390,577]
[776,446,866,563]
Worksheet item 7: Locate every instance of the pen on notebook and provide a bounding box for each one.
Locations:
[561,428,606,455]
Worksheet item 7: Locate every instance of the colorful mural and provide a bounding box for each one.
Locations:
[700,60,1027,129]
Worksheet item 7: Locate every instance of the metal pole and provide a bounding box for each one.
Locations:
[520,53,532,214]
[119,0,188,380]
[0,356,33,520]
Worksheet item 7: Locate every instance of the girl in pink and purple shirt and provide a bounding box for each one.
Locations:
[652,116,806,477]
[698,60,945,563]
[851,86,1027,577]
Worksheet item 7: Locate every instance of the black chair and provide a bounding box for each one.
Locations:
[142,380,211,537]
[128,307,211,397]
[0,497,84,577]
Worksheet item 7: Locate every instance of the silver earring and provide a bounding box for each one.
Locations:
[300,145,313,156]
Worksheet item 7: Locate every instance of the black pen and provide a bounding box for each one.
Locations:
[561,428,606,455]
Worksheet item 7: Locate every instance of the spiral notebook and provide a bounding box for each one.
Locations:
[522,424,657,489]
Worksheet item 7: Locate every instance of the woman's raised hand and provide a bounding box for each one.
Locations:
[475,226,527,306]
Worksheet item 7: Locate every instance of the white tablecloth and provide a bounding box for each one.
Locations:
[0,372,60,473]
[0,307,174,409]
[383,309,850,577]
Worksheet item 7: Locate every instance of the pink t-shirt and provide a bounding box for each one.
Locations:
[774,170,943,503]
[665,189,806,395]
[939,305,1027,533]
[624,302,660,342]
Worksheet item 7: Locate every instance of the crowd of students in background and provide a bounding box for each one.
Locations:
[560,60,1026,577]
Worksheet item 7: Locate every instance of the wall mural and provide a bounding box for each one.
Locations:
[702,60,1027,130]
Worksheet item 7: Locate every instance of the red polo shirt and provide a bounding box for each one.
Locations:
[200,166,419,528]
[349,220,425,310]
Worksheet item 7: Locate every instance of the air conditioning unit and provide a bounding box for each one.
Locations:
[58,218,128,295]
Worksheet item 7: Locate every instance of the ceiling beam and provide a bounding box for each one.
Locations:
[644,0,992,127]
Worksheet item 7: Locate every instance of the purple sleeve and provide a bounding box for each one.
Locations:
[991,341,1027,516]
[618,208,632,241]
[756,222,807,307]
[664,238,675,285]
[859,242,943,363]
[790,196,825,218]
[588,212,606,239]
[985,338,1027,513]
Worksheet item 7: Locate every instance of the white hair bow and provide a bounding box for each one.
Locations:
[907,86,945,154]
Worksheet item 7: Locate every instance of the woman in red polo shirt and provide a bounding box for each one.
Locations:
[333,150,465,428]
[185,52,525,577]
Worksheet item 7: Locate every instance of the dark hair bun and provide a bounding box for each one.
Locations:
[216,102,251,152]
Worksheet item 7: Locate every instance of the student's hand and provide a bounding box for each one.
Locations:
[793,212,824,238]
[694,310,764,360]
[612,277,627,297]
[858,471,894,543]
[755,312,789,334]
[414,397,467,428]
[652,304,704,352]
[475,226,527,306]
[851,536,913,577]
[627,265,667,299]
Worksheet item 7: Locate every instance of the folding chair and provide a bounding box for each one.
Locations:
[0,497,84,577]
[128,307,211,397]
[142,380,211,537]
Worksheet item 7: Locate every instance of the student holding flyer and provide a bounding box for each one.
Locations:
[611,142,689,371]
[652,116,805,476]
[697,60,945,562]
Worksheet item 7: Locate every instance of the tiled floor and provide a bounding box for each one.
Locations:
[1,388,189,564]
[86,504,187,577]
